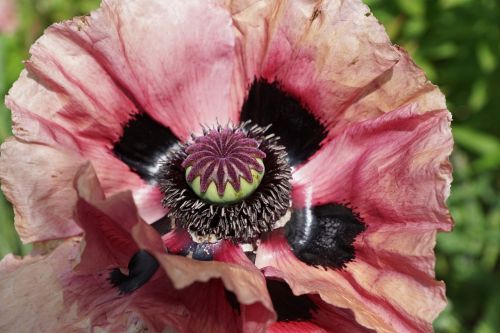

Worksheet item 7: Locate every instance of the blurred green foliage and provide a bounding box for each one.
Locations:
[0,0,499,332]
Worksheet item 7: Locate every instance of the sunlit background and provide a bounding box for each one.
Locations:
[0,1,499,332]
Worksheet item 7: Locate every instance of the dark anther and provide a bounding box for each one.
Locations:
[224,289,241,314]
[113,113,179,182]
[109,250,160,294]
[267,279,318,322]
[192,243,215,261]
[240,79,327,166]
[285,204,366,269]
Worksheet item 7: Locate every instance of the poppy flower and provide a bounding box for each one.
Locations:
[0,0,453,332]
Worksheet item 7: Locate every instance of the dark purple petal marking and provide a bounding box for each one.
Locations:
[285,204,366,269]
[240,79,327,166]
[150,215,172,235]
[267,279,318,322]
[113,113,179,182]
[109,250,159,294]
[225,290,241,314]
[181,127,266,196]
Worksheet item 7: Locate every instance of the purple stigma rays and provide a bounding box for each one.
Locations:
[181,127,266,196]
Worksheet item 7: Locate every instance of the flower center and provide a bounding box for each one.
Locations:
[181,128,266,204]
[158,123,292,241]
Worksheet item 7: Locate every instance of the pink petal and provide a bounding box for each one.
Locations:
[215,242,372,332]
[0,240,86,332]
[8,0,236,142]
[256,231,446,333]
[138,229,276,332]
[341,47,447,136]
[278,106,452,330]
[73,166,276,332]
[0,238,188,332]
[72,163,164,272]
[229,0,399,133]
[268,321,330,333]
[3,0,239,239]
[161,232,276,332]
[292,104,453,231]
[0,139,83,243]
[82,147,167,222]
[213,240,256,269]
[150,253,276,333]
[268,303,372,333]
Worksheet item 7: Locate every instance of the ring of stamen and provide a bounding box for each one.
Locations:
[158,123,292,241]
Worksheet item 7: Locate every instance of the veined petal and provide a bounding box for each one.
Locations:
[229,0,399,135]
[0,238,187,333]
[259,105,453,332]
[0,139,83,243]
[227,0,449,170]
[268,321,330,333]
[8,0,236,142]
[256,231,446,333]
[0,239,91,332]
[267,294,374,333]
[341,47,447,136]
[293,104,453,231]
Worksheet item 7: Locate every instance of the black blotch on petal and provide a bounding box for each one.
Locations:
[109,250,159,294]
[240,79,327,166]
[267,279,318,322]
[244,251,256,264]
[151,215,172,235]
[224,289,241,314]
[113,113,179,182]
[285,204,366,269]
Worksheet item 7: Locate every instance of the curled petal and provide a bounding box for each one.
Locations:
[135,234,276,333]
[155,254,275,333]
[73,165,275,332]
[73,163,164,273]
